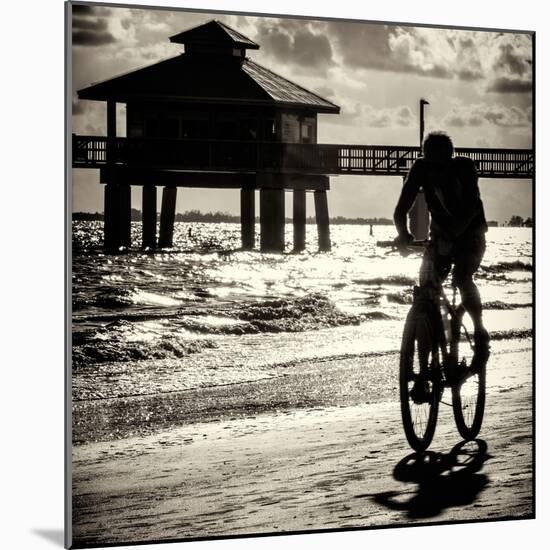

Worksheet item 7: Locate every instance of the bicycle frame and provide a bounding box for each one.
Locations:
[402,240,476,386]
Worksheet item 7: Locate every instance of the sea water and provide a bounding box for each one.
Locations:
[72,223,532,401]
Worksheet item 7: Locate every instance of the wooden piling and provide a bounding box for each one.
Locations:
[159,186,177,248]
[142,185,157,249]
[260,188,285,252]
[104,184,118,252]
[314,190,331,251]
[293,189,306,252]
[240,188,255,250]
[119,184,132,248]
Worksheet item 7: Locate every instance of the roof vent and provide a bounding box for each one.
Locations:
[169,20,259,58]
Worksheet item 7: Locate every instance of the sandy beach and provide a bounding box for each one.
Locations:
[72,346,533,546]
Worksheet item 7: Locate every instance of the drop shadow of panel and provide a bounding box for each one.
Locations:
[372,439,491,520]
[32,528,65,547]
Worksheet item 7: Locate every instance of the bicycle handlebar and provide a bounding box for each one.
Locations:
[376,239,429,250]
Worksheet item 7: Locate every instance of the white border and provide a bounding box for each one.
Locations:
[4,0,547,548]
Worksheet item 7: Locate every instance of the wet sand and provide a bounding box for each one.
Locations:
[72,347,533,546]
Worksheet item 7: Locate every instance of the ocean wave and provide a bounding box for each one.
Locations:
[233,293,361,333]
[73,294,363,367]
[481,261,532,274]
[74,286,181,310]
[484,300,532,310]
[386,291,413,305]
[353,275,416,287]
[361,311,394,320]
[490,328,532,341]
[73,322,216,369]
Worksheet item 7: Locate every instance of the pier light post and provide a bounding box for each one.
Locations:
[409,98,430,240]
[420,98,429,149]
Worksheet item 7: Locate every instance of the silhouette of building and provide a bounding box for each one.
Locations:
[77,20,340,252]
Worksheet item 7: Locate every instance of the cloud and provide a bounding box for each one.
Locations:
[72,17,109,31]
[330,100,415,129]
[364,104,414,128]
[72,6,115,47]
[314,86,335,100]
[485,34,532,93]
[253,19,334,74]
[493,42,529,76]
[73,30,115,46]
[487,76,532,93]
[442,103,531,128]
[327,22,533,95]
[72,5,95,16]
[328,23,481,80]
[72,99,85,116]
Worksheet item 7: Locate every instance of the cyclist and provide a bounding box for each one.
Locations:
[393,132,490,386]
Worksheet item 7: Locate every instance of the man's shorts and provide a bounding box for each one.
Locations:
[420,232,486,287]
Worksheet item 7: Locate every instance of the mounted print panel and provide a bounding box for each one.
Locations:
[66,1,534,547]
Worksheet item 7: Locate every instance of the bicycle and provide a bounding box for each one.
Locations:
[396,240,489,452]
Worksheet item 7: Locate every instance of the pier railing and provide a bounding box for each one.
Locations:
[72,135,534,178]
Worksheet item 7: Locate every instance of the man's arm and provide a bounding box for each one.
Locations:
[394,160,422,237]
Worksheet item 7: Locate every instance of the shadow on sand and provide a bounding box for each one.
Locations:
[372,439,491,519]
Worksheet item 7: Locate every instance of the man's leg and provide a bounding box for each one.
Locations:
[453,234,489,349]
[456,274,485,334]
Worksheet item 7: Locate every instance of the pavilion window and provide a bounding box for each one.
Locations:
[301,122,313,144]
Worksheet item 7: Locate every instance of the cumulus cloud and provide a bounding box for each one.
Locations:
[326,22,531,94]
[253,18,334,74]
[485,34,532,93]
[328,23,480,80]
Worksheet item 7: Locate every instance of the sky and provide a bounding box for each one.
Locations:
[71,3,533,223]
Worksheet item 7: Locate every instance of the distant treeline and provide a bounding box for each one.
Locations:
[507,215,533,227]
[73,209,394,225]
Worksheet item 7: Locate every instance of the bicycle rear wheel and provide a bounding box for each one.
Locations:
[399,306,440,452]
[451,312,487,440]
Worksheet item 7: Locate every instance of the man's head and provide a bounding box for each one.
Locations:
[423,132,454,162]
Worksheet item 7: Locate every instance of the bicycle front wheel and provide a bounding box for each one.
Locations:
[451,312,487,440]
[399,306,440,452]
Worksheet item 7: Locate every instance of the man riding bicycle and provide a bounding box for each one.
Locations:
[393,131,490,359]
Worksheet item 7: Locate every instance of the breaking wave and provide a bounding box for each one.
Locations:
[72,321,217,369]
[73,294,363,367]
